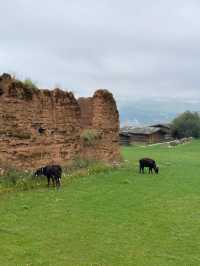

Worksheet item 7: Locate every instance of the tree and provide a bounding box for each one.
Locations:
[171,111,200,138]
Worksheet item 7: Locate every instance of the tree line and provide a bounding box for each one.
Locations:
[171,111,200,139]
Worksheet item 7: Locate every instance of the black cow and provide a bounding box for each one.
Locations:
[139,158,159,174]
[34,165,62,187]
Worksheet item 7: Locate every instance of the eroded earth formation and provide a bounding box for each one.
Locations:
[0,73,120,169]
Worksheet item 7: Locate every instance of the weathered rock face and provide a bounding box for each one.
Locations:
[78,97,93,129]
[0,74,120,170]
[0,74,81,169]
[78,90,120,162]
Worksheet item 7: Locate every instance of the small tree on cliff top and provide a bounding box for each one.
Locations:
[23,79,38,91]
[171,111,200,138]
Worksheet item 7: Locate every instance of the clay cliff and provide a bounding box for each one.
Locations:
[0,73,120,169]
[78,90,119,162]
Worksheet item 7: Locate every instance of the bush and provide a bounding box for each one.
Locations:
[171,111,200,139]
[0,158,117,193]
[81,129,102,146]
[0,170,45,192]
[22,79,38,100]
[23,79,38,91]
[61,158,114,184]
[87,162,111,175]
[72,157,92,169]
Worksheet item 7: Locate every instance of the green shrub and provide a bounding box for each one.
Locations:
[72,157,92,169]
[87,162,111,175]
[20,79,39,100]
[0,157,116,193]
[81,129,102,146]
[171,111,200,138]
[62,158,114,184]
[0,170,45,192]
[23,79,38,91]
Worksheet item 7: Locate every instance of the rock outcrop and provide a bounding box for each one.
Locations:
[0,74,120,169]
[78,90,120,162]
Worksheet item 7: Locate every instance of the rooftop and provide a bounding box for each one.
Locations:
[120,126,164,135]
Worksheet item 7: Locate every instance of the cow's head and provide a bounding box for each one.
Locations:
[155,166,159,174]
[34,167,43,177]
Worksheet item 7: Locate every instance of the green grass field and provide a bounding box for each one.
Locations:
[1,141,200,265]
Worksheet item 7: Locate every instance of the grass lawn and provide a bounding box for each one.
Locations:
[1,141,200,265]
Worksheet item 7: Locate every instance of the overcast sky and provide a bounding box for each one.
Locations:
[1,0,200,103]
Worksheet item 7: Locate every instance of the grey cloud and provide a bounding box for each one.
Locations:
[1,0,200,103]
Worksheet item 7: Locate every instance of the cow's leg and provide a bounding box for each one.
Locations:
[139,165,142,173]
[47,176,50,187]
[55,177,61,188]
[58,177,61,187]
[52,177,55,187]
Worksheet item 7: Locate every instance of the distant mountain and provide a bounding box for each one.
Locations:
[118,98,200,126]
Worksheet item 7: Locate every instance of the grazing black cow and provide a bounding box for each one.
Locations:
[139,158,159,174]
[34,165,62,187]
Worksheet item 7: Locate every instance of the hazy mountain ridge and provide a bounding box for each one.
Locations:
[119,98,200,126]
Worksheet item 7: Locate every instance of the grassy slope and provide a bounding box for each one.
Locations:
[1,141,200,265]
